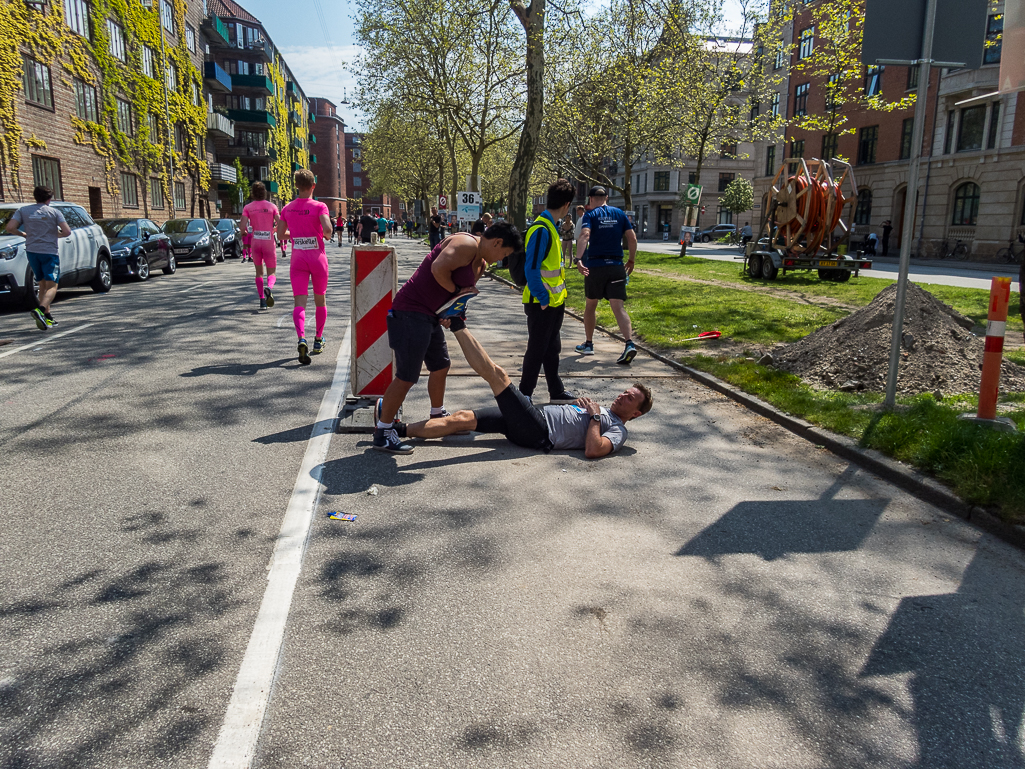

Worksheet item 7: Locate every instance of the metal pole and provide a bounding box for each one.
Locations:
[159,21,175,212]
[884,0,937,408]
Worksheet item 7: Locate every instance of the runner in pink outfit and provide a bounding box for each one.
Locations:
[276,169,333,365]
[239,182,280,310]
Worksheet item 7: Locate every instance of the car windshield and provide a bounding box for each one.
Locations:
[99,220,138,238]
[214,220,235,231]
[0,209,15,230]
[164,219,206,233]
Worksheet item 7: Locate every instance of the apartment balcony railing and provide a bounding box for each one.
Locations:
[203,61,232,93]
[230,74,273,95]
[206,111,234,137]
[226,109,276,127]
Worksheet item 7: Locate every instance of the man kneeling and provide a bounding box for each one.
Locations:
[397,320,652,458]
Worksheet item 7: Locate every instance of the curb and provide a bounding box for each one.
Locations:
[485,270,1025,552]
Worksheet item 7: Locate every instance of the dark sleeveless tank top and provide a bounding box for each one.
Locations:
[392,239,479,316]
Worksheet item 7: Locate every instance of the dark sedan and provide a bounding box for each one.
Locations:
[213,218,242,258]
[99,218,175,281]
[162,219,224,265]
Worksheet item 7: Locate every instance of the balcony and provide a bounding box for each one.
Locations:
[244,38,274,61]
[203,61,232,93]
[939,65,999,97]
[206,111,234,138]
[289,109,301,125]
[310,154,316,164]
[230,74,273,95]
[309,112,315,123]
[263,179,279,194]
[308,133,316,144]
[292,137,304,150]
[219,144,271,160]
[202,15,231,48]
[209,162,237,183]
[226,109,276,127]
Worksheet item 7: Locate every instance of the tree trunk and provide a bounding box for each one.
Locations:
[508,0,545,232]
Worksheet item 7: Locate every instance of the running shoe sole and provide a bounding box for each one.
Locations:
[264,287,275,308]
[617,347,638,365]
[297,340,312,365]
[372,442,413,455]
[436,290,478,318]
[31,309,47,331]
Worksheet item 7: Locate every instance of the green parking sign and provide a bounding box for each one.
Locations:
[684,184,703,204]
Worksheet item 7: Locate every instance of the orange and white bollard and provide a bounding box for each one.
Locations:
[961,277,1017,432]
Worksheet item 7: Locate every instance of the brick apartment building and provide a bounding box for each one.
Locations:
[344,131,397,218]
[753,0,1023,260]
[4,0,211,223]
[308,97,347,219]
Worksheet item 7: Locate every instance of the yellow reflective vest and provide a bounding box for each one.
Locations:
[521,214,568,307]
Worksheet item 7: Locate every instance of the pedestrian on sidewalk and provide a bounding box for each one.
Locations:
[372,222,523,454]
[574,186,639,365]
[519,179,576,404]
[5,185,71,330]
[881,220,893,256]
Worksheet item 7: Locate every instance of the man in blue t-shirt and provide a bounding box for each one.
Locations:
[574,186,639,364]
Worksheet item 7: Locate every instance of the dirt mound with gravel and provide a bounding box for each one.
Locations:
[774,282,1025,395]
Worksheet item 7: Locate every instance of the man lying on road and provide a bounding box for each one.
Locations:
[391,318,652,458]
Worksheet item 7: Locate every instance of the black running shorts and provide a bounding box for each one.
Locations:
[387,310,450,383]
[473,385,552,451]
[584,262,628,301]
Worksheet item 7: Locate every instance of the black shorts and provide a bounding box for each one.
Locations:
[473,385,552,451]
[387,310,450,383]
[584,262,628,301]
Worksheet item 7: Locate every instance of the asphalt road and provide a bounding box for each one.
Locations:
[641,240,1022,291]
[2,239,1024,768]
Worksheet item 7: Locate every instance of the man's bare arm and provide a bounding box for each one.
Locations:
[623,230,638,275]
[575,229,590,275]
[431,233,478,292]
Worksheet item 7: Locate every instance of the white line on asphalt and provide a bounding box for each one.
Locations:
[0,323,96,360]
[207,322,352,769]
[176,280,213,293]
[276,314,288,328]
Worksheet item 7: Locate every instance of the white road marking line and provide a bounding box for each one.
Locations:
[207,322,352,769]
[0,323,96,360]
[175,280,213,293]
[276,314,288,328]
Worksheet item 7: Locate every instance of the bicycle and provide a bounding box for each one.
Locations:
[994,235,1025,265]
[934,238,970,261]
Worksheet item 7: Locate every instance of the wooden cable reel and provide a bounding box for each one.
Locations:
[767,158,814,251]
[766,157,859,255]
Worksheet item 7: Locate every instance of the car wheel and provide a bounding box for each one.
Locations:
[134,253,150,281]
[216,244,225,263]
[701,235,711,243]
[162,253,177,275]
[90,253,112,293]
[205,249,215,265]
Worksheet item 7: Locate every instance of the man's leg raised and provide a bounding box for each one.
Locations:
[451,327,512,396]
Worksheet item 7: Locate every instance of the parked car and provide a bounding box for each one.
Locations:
[212,218,242,258]
[161,219,223,265]
[0,201,112,307]
[699,224,737,242]
[99,218,175,281]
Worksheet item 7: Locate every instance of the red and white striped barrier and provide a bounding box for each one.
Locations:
[350,245,397,397]
[977,276,1012,421]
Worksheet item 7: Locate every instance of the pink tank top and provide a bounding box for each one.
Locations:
[242,201,279,241]
[280,198,329,256]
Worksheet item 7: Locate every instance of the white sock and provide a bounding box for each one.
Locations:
[430,407,445,417]
[376,420,392,430]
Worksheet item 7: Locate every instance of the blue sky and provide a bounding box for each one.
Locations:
[239,0,749,130]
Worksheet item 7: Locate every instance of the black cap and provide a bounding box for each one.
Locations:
[588,186,608,198]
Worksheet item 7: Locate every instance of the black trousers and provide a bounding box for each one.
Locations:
[519,302,565,397]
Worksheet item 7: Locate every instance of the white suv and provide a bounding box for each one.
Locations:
[0,201,113,307]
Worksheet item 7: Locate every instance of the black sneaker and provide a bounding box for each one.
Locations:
[549,390,576,403]
[617,341,638,365]
[30,307,47,331]
[373,426,414,454]
[297,338,312,365]
[264,287,275,308]
[259,298,267,310]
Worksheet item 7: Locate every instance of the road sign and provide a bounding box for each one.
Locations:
[683,184,703,205]
[457,191,482,223]
[863,0,987,69]
[438,195,448,209]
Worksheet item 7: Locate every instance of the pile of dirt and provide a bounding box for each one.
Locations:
[773,282,1025,395]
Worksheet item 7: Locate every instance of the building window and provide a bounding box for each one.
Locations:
[951,182,980,226]
[353,177,361,186]
[864,65,885,97]
[351,148,361,159]
[764,145,776,177]
[165,65,177,93]
[107,20,126,61]
[907,64,920,91]
[65,0,89,38]
[720,141,737,158]
[191,81,200,107]
[32,156,62,201]
[148,113,160,143]
[798,27,814,59]
[717,206,733,225]
[944,110,956,154]
[900,118,914,160]
[160,0,174,33]
[116,98,132,135]
[173,123,183,153]
[749,101,760,122]
[653,171,670,191]
[185,24,196,52]
[150,178,164,209]
[718,172,735,192]
[237,130,266,152]
[854,189,872,226]
[984,14,1003,65]
[957,105,986,151]
[352,162,362,172]
[173,181,186,211]
[74,79,99,123]
[824,74,840,110]
[987,101,1001,149]
[687,171,698,184]
[790,139,804,159]
[822,132,839,160]
[794,83,810,116]
[858,126,879,165]
[121,173,138,207]
[142,46,155,78]
[771,92,780,117]
[22,56,53,109]
[774,39,786,70]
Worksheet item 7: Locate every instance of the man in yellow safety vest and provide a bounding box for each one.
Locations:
[519,179,577,403]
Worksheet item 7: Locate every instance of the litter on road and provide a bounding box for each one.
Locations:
[328,512,357,522]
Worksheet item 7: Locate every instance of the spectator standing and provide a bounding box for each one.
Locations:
[559,214,574,266]
[359,211,376,243]
[572,205,587,264]
[428,207,442,248]
[5,185,72,330]
[881,220,894,256]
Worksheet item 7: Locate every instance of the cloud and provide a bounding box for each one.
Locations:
[278,44,366,129]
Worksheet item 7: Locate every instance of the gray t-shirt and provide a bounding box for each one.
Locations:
[12,204,67,254]
[542,404,627,452]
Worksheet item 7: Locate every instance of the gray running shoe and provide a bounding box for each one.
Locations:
[373,427,414,454]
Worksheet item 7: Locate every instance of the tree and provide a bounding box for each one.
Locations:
[225,158,251,214]
[720,176,754,217]
[361,103,443,216]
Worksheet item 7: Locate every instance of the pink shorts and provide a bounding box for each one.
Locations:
[250,240,277,269]
[290,250,329,295]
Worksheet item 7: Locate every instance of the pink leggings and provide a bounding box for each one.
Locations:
[251,240,277,269]
[290,250,329,296]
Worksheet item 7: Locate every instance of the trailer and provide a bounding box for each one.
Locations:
[745,157,872,282]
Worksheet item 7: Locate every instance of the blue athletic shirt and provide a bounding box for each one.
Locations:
[524,210,556,304]
[580,204,633,266]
